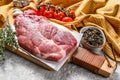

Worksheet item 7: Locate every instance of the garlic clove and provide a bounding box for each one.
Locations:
[12,9,23,17]
[13,0,30,8]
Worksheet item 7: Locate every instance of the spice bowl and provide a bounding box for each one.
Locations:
[80,26,106,52]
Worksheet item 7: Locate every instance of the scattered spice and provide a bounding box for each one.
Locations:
[82,27,103,47]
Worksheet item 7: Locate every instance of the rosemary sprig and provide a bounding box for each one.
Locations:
[0,17,18,60]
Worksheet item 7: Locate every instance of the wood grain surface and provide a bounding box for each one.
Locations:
[72,47,116,77]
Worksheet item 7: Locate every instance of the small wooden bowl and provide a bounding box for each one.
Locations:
[80,26,106,53]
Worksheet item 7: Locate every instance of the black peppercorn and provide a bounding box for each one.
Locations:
[80,26,106,52]
[83,28,103,47]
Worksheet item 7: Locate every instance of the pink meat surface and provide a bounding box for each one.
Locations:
[15,10,77,62]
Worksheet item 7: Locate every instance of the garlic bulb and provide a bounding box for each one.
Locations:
[13,0,30,8]
[13,9,23,17]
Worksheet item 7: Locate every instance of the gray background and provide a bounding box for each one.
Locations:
[0,51,120,80]
[1,0,120,80]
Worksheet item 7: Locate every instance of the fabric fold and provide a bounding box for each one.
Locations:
[0,0,120,61]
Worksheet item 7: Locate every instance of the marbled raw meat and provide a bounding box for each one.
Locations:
[15,10,77,62]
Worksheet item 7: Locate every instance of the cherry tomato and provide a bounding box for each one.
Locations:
[69,10,75,19]
[54,12,65,20]
[50,4,56,11]
[37,6,46,16]
[40,6,46,12]
[37,10,43,16]
[62,17,73,22]
[34,9,38,15]
[43,10,54,18]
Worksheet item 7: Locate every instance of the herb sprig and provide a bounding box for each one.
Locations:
[0,17,18,60]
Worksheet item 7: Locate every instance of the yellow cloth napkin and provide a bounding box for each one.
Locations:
[0,0,120,61]
[50,0,120,61]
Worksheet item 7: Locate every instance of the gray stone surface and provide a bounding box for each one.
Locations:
[0,50,120,80]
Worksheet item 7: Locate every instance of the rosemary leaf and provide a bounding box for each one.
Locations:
[0,17,18,60]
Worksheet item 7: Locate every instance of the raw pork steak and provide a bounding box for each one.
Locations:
[15,10,77,62]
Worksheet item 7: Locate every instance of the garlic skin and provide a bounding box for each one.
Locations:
[13,0,30,8]
[13,9,23,17]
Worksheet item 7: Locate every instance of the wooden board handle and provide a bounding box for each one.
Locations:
[72,47,116,77]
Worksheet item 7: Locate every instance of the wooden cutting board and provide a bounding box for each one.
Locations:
[7,46,116,77]
[72,47,116,77]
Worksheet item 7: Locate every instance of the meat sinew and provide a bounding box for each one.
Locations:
[15,10,77,62]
